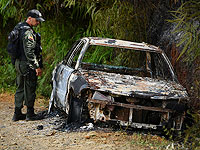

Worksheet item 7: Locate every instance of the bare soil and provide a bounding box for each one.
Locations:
[0,93,169,150]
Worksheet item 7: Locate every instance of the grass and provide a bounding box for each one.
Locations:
[131,132,179,149]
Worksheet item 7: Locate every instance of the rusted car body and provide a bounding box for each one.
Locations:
[49,37,188,130]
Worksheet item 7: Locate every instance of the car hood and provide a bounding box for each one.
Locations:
[81,69,188,99]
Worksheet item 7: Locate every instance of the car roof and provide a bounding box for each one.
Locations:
[85,37,162,53]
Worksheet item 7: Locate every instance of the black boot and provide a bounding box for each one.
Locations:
[12,107,26,121]
[26,107,39,121]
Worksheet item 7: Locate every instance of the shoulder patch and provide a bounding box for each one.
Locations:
[28,35,34,41]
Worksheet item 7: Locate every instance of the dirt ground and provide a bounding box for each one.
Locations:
[0,93,170,150]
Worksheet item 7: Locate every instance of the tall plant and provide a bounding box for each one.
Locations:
[167,1,200,149]
[168,0,200,61]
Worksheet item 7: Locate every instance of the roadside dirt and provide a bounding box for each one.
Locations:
[0,93,168,150]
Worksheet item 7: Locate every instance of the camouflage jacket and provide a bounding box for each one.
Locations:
[17,22,42,69]
[22,28,40,69]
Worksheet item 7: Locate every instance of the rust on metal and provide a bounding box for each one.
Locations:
[80,69,188,99]
[88,37,162,53]
[88,98,173,113]
[50,37,189,130]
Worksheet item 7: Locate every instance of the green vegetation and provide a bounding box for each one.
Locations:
[0,56,16,93]
[168,1,200,62]
[0,0,199,149]
[131,132,180,150]
[168,2,200,149]
[0,0,152,96]
[184,111,200,149]
[35,19,85,96]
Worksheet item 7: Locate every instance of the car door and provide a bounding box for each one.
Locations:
[49,40,86,111]
[53,64,74,109]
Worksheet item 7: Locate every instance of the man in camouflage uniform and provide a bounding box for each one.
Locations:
[12,9,45,121]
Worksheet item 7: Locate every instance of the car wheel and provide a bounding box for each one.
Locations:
[166,102,186,129]
[163,102,186,138]
[67,95,83,123]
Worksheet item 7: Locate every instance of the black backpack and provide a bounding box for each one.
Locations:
[7,23,29,64]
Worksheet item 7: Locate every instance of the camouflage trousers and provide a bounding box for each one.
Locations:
[14,59,37,108]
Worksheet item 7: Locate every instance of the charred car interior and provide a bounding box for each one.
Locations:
[49,37,188,131]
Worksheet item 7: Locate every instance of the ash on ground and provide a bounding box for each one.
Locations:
[38,109,120,133]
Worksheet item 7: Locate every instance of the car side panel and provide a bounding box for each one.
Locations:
[51,64,74,109]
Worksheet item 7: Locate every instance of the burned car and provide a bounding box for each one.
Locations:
[49,37,188,130]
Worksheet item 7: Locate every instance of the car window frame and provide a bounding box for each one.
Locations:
[63,40,86,68]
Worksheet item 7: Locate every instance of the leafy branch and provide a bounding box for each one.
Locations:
[168,1,200,62]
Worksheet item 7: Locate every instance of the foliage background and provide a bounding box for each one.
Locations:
[0,0,199,149]
[1,0,199,98]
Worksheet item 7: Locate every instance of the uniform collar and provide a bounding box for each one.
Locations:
[23,22,33,30]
